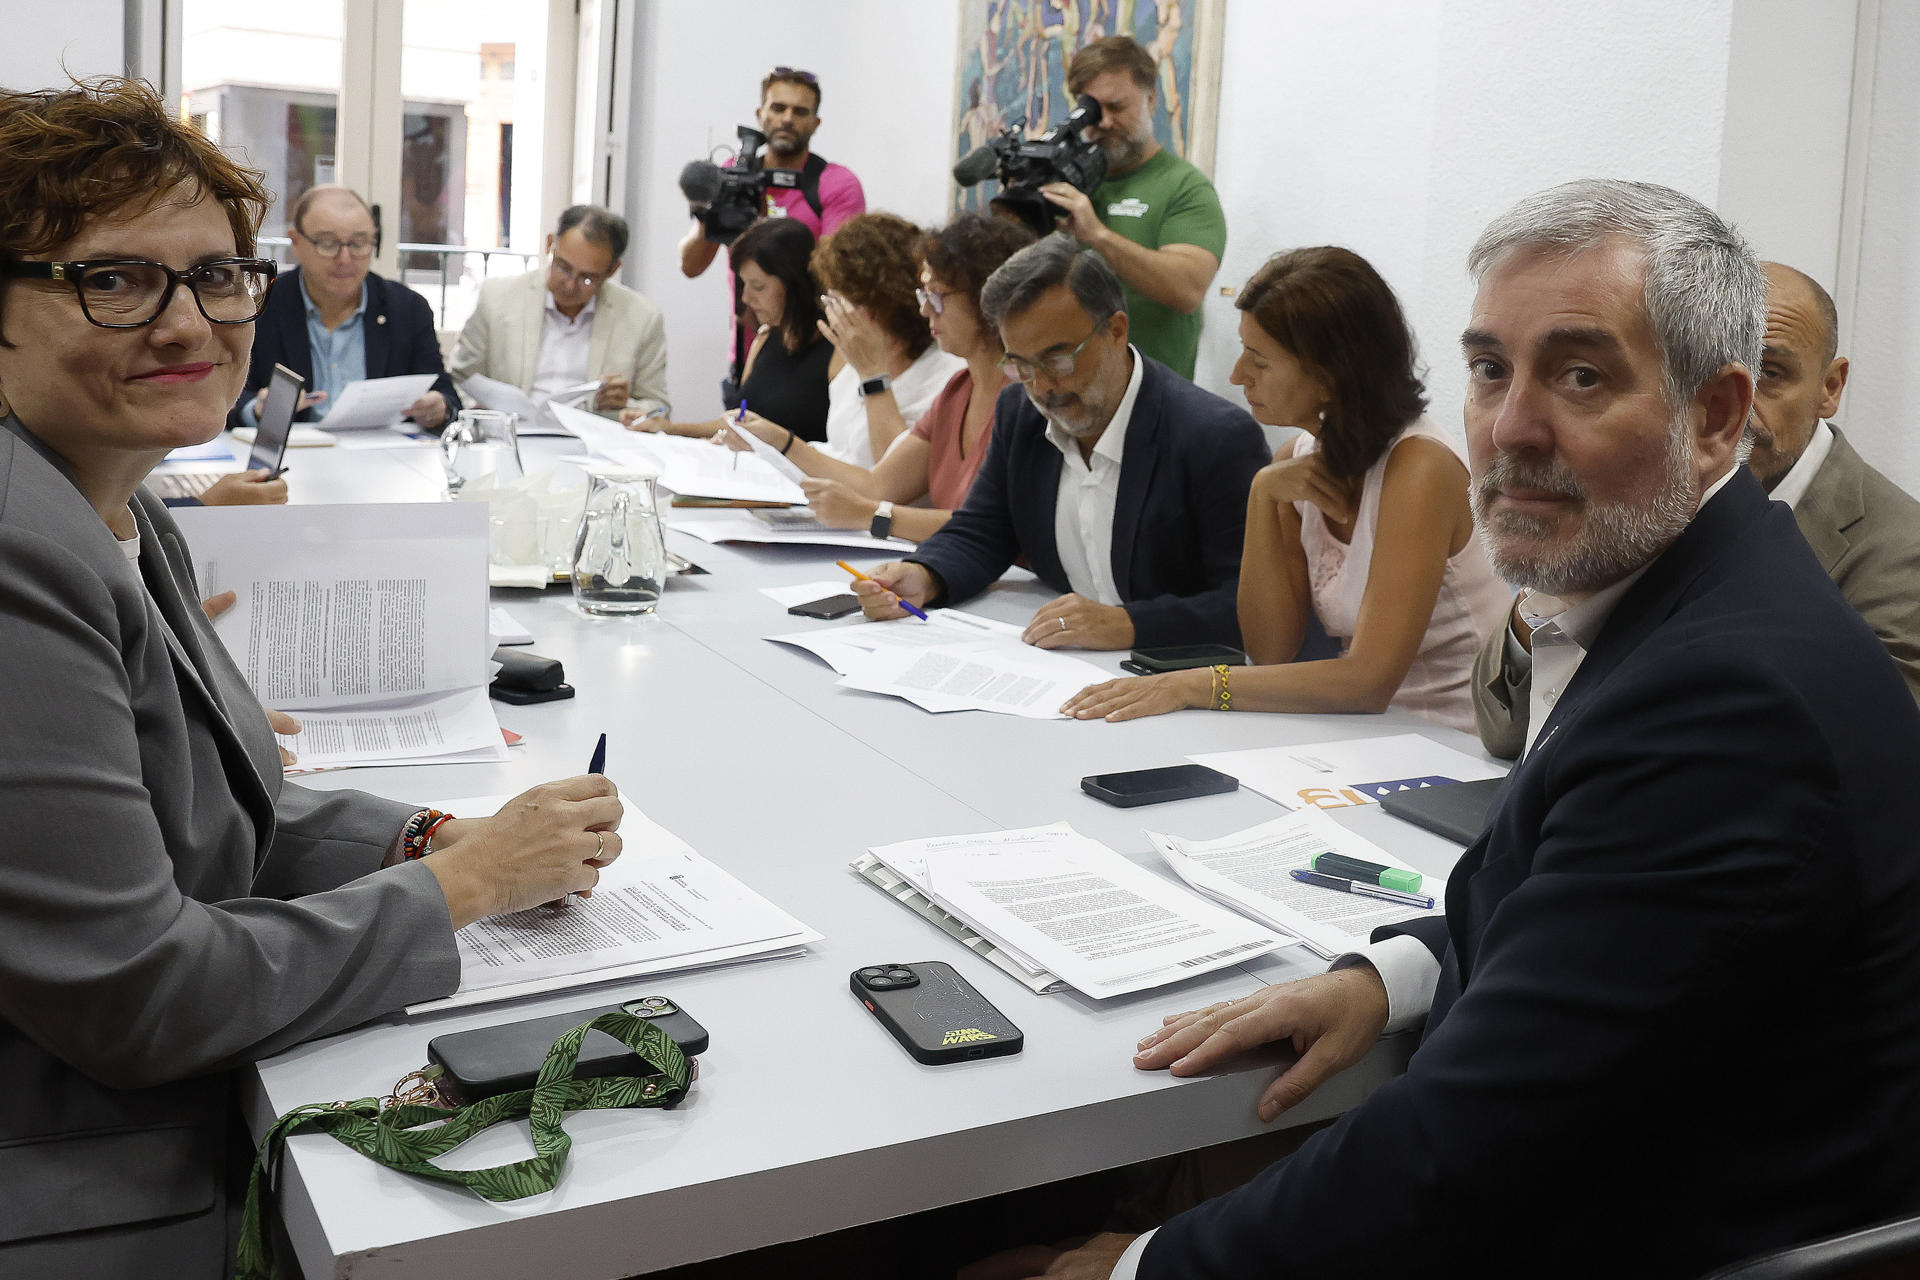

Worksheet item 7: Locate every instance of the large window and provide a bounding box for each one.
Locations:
[180,0,574,333]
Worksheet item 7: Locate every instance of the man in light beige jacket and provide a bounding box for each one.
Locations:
[1473,260,1920,758]
[450,204,669,421]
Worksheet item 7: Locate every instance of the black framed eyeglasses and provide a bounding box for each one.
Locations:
[999,314,1113,384]
[3,257,277,329]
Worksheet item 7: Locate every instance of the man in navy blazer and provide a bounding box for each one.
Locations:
[228,185,459,432]
[853,234,1268,650]
[1022,184,1920,1280]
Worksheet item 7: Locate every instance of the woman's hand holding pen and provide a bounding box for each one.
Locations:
[422,776,623,929]
[851,560,935,620]
[1133,968,1389,1123]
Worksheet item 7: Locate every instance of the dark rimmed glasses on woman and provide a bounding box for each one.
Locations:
[2,257,277,329]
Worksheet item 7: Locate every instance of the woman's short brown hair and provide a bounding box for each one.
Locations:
[919,213,1037,332]
[0,78,271,341]
[811,212,932,359]
[1236,246,1428,482]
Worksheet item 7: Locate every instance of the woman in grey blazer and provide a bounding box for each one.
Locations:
[0,81,624,1278]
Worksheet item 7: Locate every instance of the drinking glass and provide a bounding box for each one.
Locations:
[441,409,523,493]
[572,465,666,615]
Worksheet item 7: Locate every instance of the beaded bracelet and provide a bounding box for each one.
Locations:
[400,808,455,860]
[1211,663,1233,712]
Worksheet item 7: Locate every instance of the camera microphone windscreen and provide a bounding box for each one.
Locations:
[952,144,1001,187]
[678,160,724,206]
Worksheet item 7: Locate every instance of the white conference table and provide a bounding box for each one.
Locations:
[238,436,1488,1279]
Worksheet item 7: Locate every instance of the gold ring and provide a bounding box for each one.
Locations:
[594,831,606,858]
[1058,616,1067,632]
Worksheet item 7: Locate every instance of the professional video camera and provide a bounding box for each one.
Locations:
[952,94,1107,237]
[678,126,773,246]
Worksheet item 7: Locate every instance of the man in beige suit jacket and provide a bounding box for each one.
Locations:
[1474,261,1920,758]
[450,205,669,420]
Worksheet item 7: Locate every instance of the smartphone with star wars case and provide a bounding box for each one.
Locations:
[850,961,1023,1065]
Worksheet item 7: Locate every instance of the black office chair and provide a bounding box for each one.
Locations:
[1700,1214,1920,1280]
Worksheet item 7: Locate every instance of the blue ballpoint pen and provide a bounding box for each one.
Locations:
[729,399,748,470]
[587,732,607,775]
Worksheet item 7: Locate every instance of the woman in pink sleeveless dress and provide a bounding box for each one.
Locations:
[1063,246,1509,732]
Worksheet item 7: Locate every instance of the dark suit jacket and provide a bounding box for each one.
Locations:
[0,418,459,1276]
[904,355,1269,647]
[1144,469,1920,1279]
[1473,425,1920,758]
[229,267,460,431]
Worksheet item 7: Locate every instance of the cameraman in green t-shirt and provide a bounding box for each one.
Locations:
[1040,36,1226,380]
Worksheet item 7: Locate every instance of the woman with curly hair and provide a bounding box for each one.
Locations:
[1062,246,1510,729]
[725,212,1035,540]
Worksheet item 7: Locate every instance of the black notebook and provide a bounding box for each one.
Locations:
[1378,776,1507,846]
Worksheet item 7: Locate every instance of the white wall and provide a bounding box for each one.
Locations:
[1843,2,1920,492]
[622,0,962,420]
[0,1,125,89]
[1197,0,1737,429]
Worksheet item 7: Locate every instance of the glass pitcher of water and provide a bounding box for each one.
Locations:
[572,464,666,615]
[441,409,523,493]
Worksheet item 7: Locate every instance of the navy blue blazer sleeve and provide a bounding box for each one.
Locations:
[1139,645,1886,1278]
[374,276,460,430]
[903,384,1039,606]
[1121,397,1268,648]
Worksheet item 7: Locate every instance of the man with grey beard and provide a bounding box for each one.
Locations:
[851,234,1266,650]
[1012,180,1920,1280]
[1471,257,1920,757]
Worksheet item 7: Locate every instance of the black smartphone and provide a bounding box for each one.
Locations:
[427,996,710,1102]
[1081,763,1240,808]
[851,962,1023,1065]
[1126,644,1250,673]
[788,593,861,620]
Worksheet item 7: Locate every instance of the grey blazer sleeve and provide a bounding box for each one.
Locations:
[1471,620,1529,761]
[0,517,459,1091]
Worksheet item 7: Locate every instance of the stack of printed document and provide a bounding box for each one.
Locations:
[767,609,1111,718]
[461,374,609,436]
[857,824,1288,998]
[672,508,904,551]
[1148,810,1445,959]
[549,403,805,504]
[172,502,509,771]
[1189,733,1506,812]
[410,792,822,1013]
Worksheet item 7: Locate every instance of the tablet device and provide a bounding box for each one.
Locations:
[1377,776,1506,845]
[246,363,305,476]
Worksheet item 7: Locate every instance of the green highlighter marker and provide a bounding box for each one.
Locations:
[1310,851,1424,894]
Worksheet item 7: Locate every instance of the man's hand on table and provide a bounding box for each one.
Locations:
[1134,967,1390,1122]
[1022,593,1135,651]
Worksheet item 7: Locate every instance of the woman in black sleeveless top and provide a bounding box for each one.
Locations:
[733,218,831,440]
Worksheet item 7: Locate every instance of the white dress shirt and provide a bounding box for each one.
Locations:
[530,292,596,403]
[1115,468,1749,1280]
[1046,346,1144,607]
[1765,420,1835,511]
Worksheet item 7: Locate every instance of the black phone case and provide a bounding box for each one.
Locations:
[788,593,861,619]
[428,998,709,1101]
[851,962,1023,1065]
[1080,766,1240,808]
[1127,645,1250,672]
[490,682,575,705]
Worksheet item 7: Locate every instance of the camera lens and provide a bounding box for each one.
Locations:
[866,976,894,987]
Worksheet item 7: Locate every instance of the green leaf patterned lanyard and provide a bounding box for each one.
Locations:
[237,1011,691,1280]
